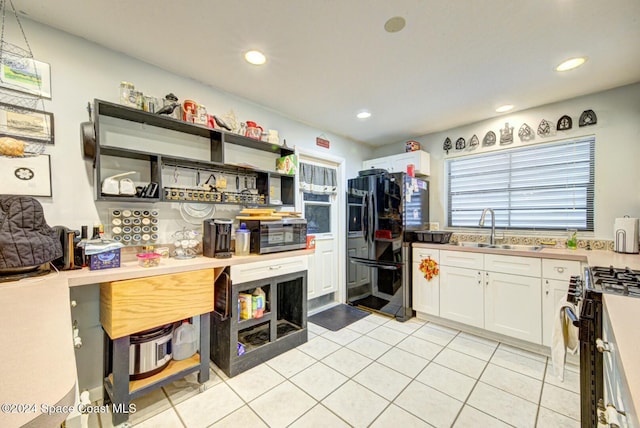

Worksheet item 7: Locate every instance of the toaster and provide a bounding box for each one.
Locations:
[614,217,639,254]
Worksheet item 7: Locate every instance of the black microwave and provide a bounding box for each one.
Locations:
[242,218,307,254]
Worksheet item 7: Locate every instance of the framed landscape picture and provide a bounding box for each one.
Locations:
[0,55,51,99]
[0,154,52,197]
[0,102,54,144]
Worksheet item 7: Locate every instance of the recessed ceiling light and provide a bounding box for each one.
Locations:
[495,104,514,113]
[384,16,406,33]
[244,50,266,65]
[555,57,587,72]
[357,111,372,119]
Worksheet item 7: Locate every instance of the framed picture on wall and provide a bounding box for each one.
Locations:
[0,55,51,99]
[0,154,52,197]
[0,103,54,144]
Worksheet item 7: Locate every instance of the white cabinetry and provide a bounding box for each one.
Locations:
[541,259,582,347]
[439,250,484,328]
[362,150,430,176]
[230,255,308,284]
[412,247,440,316]
[483,254,542,343]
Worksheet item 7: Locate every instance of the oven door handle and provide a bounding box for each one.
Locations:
[563,306,579,327]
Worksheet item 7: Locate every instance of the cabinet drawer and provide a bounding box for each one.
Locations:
[231,255,308,284]
[542,259,582,281]
[440,250,483,270]
[100,269,214,339]
[412,247,439,263]
[485,254,540,277]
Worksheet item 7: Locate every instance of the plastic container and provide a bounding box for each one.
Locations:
[136,252,161,267]
[172,320,198,361]
[235,223,251,256]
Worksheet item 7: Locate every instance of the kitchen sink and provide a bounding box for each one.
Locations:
[451,242,542,251]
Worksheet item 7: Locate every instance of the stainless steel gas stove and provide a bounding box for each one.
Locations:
[568,265,639,428]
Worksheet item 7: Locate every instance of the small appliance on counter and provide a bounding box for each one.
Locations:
[614,216,639,253]
[243,218,307,254]
[203,218,233,258]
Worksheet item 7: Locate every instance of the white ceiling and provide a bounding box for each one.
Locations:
[10,0,640,146]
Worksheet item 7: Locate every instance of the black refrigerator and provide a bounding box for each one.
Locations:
[346,169,429,321]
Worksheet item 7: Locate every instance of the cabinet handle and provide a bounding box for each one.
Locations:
[269,265,282,270]
[556,267,565,273]
[596,338,611,353]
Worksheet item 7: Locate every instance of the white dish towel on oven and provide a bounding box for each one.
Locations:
[551,296,579,381]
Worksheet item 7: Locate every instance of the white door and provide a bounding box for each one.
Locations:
[299,155,341,301]
[485,272,542,343]
[439,266,484,328]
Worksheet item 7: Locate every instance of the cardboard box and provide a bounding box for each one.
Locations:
[238,293,253,320]
[276,154,298,175]
[89,249,121,270]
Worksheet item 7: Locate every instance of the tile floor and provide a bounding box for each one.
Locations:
[94,314,581,428]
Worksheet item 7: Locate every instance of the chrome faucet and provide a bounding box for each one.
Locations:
[479,208,496,245]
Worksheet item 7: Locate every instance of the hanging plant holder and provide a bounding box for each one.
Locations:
[443,137,452,154]
[579,110,597,127]
[518,123,534,141]
[557,115,572,131]
[482,130,496,146]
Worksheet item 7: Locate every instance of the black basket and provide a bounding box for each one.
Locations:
[414,231,452,244]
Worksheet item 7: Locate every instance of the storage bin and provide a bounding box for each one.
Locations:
[414,231,452,244]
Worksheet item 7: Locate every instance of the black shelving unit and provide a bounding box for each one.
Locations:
[211,270,307,377]
[92,99,296,206]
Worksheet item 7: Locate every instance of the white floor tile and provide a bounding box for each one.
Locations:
[412,324,457,346]
[497,342,547,362]
[383,318,424,335]
[289,404,351,428]
[490,347,547,380]
[175,382,243,427]
[366,313,392,325]
[457,331,499,347]
[297,335,342,360]
[163,369,222,405]
[377,347,429,378]
[370,404,433,428]
[394,381,463,428]
[424,322,460,335]
[323,327,362,346]
[396,335,443,360]
[346,335,393,359]
[453,405,511,428]
[367,325,408,346]
[544,363,580,394]
[447,335,497,361]
[467,382,538,428]
[132,408,184,428]
[480,363,543,403]
[225,364,285,402]
[322,347,373,377]
[210,405,267,428]
[415,362,476,402]
[353,361,412,400]
[540,383,581,421]
[433,348,487,379]
[346,318,380,334]
[266,348,316,378]
[307,322,330,335]
[99,388,170,427]
[322,380,390,428]
[536,406,581,427]
[249,381,316,427]
[290,362,349,400]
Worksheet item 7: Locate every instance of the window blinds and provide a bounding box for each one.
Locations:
[447,136,595,231]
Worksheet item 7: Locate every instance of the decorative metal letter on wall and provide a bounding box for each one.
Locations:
[557,115,572,131]
[579,110,597,127]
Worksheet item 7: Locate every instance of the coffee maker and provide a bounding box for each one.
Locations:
[203,219,233,258]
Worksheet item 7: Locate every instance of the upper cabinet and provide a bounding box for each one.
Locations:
[362,150,430,176]
[91,99,296,206]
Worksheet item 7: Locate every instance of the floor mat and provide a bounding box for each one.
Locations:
[308,304,370,331]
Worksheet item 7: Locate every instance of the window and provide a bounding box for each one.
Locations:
[299,161,337,236]
[446,136,595,231]
[303,193,331,234]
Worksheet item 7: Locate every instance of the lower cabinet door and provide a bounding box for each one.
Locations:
[412,262,439,316]
[485,271,542,344]
[541,278,572,347]
[439,266,484,328]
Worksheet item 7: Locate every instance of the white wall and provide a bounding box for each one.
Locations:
[6,19,372,232]
[374,83,640,240]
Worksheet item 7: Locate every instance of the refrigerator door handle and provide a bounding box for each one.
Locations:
[349,257,402,271]
[371,192,376,243]
[363,194,369,242]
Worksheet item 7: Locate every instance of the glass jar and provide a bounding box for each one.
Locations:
[567,229,578,250]
[119,81,136,107]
